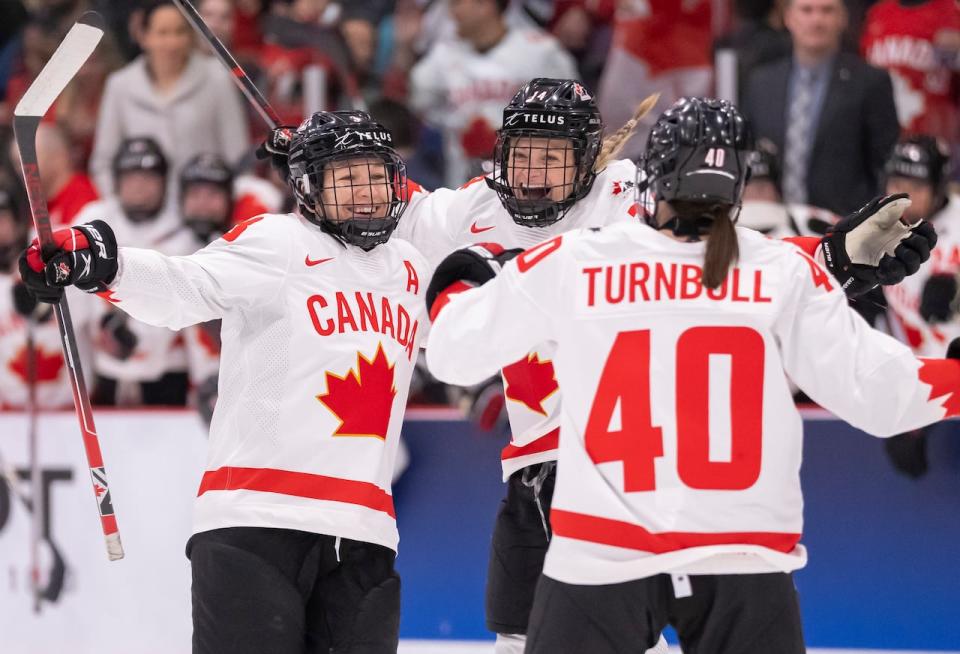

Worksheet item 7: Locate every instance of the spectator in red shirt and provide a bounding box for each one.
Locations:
[861,0,960,146]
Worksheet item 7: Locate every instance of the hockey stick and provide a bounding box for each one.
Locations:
[13,11,123,561]
[171,0,281,130]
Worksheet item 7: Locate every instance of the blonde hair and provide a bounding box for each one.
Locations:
[593,93,660,172]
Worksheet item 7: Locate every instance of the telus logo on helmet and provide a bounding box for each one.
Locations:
[333,129,392,151]
[504,112,566,127]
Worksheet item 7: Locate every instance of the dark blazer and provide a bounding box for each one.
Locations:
[742,51,900,215]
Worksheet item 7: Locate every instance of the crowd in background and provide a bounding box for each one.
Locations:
[0,0,957,473]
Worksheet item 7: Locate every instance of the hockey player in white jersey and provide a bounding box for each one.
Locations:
[398,78,934,654]
[424,97,960,654]
[881,135,960,477]
[409,0,578,186]
[73,136,198,405]
[19,111,429,654]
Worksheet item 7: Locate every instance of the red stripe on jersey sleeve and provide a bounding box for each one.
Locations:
[501,427,559,461]
[783,236,820,258]
[551,509,801,554]
[197,467,396,518]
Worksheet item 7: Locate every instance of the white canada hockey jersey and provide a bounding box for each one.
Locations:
[106,214,429,550]
[884,195,960,357]
[410,28,578,187]
[426,222,959,583]
[0,276,95,409]
[400,159,639,479]
[76,198,198,384]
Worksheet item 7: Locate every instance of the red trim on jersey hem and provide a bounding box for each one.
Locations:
[429,280,474,321]
[550,509,801,554]
[501,427,559,460]
[197,467,396,519]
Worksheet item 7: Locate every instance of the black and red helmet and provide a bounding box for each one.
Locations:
[287,110,408,250]
[488,78,604,228]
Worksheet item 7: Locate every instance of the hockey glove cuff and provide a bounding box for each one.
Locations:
[426,243,522,318]
[19,220,119,300]
[255,126,295,182]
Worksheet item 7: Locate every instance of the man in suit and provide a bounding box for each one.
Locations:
[742,0,900,216]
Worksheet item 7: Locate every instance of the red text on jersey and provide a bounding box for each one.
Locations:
[307,292,420,361]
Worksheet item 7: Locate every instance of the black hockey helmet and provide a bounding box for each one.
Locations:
[179,153,235,241]
[112,136,168,180]
[487,78,603,228]
[287,110,408,250]
[112,136,169,223]
[640,97,752,234]
[885,135,951,209]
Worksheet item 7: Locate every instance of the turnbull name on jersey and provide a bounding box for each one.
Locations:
[579,260,773,309]
[307,290,420,361]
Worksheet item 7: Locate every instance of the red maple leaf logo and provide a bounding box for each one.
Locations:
[8,345,65,384]
[502,353,559,416]
[317,344,398,440]
[918,358,960,418]
[93,484,106,498]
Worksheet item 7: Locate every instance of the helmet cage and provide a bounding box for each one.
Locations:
[292,150,408,250]
[489,126,596,228]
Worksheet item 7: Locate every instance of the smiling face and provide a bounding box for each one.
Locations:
[506,136,578,204]
[319,156,393,222]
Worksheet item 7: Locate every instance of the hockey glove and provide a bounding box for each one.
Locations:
[12,280,55,321]
[98,312,137,361]
[425,243,522,316]
[19,220,118,299]
[820,193,936,297]
[919,273,958,323]
[255,125,295,182]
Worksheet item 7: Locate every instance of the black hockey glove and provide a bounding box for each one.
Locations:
[19,220,118,300]
[425,243,522,315]
[99,312,137,361]
[255,125,295,182]
[919,273,958,323]
[12,280,54,321]
[820,194,936,297]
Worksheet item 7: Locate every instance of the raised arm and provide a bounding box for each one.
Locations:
[19,216,292,331]
[776,248,960,436]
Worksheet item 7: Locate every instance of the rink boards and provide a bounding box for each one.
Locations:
[0,409,958,652]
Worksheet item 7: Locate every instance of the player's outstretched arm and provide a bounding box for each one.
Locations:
[19,216,290,330]
[776,248,960,436]
[425,242,557,386]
